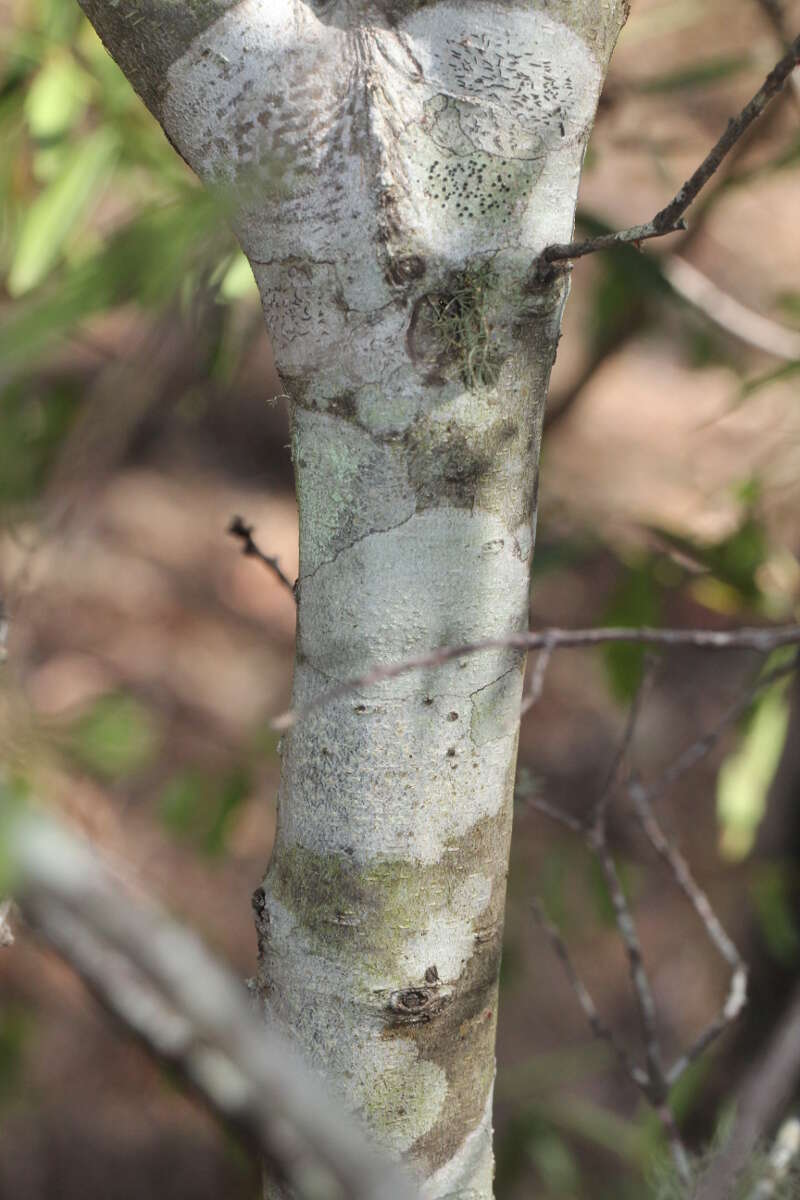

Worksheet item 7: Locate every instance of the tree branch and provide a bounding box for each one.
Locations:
[228,515,298,603]
[534,35,800,272]
[6,804,414,1200]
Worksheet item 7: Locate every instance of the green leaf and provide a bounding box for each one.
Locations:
[600,564,660,702]
[69,693,160,781]
[216,251,258,303]
[750,863,800,965]
[0,192,228,370]
[24,52,90,142]
[717,682,791,860]
[7,126,119,295]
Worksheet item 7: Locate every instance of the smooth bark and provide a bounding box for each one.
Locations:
[76,2,629,1194]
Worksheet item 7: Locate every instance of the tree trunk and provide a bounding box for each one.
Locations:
[76,2,629,1195]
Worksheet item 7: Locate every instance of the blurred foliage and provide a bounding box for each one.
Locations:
[717,664,791,861]
[630,53,752,94]
[0,1005,33,1107]
[600,559,661,702]
[0,0,258,506]
[750,861,800,966]
[159,765,251,858]
[67,691,161,780]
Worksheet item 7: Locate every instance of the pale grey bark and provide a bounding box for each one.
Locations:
[75,2,629,1194]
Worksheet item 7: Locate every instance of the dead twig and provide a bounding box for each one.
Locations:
[631,780,747,1088]
[228,515,297,602]
[520,642,554,716]
[274,623,800,729]
[664,257,800,362]
[534,36,800,274]
[529,660,769,1187]
[531,896,649,1089]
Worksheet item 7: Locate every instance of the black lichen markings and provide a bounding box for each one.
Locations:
[426,155,526,223]
[443,33,575,134]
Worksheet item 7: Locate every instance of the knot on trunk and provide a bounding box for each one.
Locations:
[386,968,449,1025]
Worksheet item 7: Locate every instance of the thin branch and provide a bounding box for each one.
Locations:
[535,36,800,271]
[520,643,554,716]
[0,899,14,947]
[526,657,774,1186]
[664,257,800,362]
[531,896,649,1089]
[273,624,800,729]
[528,794,585,836]
[0,600,7,665]
[631,781,747,1087]
[8,805,414,1200]
[590,833,669,1104]
[228,515,297,603]
[638,656,798,807]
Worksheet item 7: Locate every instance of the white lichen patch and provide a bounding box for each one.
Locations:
[293,408,417,576]
[262,896,449,1153]
[163,0,392,312]
[398,873,493,982]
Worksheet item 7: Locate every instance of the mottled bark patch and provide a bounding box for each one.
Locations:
[265,806,510,984]
[78,0,244,118]
[378,807,512,1174]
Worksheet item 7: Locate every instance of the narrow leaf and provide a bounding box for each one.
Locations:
[8,127,118,295]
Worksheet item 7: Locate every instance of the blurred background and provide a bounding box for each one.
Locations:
[1,0,800,1196]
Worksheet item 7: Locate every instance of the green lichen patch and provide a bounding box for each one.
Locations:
[388,792,516,1171]
[267,805,511,978]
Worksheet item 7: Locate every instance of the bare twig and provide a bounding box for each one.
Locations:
[7,805,413,1200]
[228,515,297,602]
[639,656,798,807]
[531,896,649,1089]
[528,794,585,836]
[520,643,554,716]
[274,624,800,729]
[527,660,773,1187]
[0,899,14,947]
[631,780,747,1087]
[664,257,800,362]
[592,835,670,1101]
[535,35,800,272]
